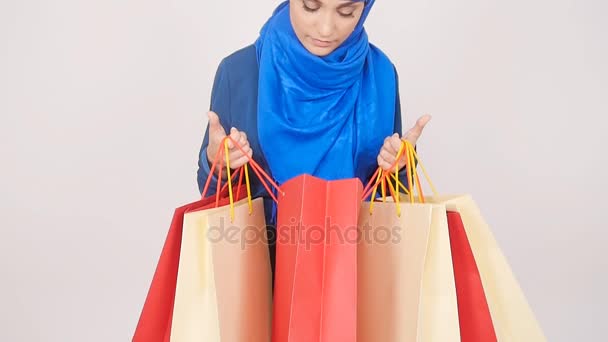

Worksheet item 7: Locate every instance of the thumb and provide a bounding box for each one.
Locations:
[405,114,432,140]
[207,111,226,136]
[415,114,432,130]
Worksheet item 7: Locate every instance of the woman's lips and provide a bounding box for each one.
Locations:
[311,37,334,48]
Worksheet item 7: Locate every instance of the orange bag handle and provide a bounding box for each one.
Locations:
[222,136,283,201]
[200,136,284,222]
[362,142,406,216]
[362,140,438,216]
[362,142,409,200]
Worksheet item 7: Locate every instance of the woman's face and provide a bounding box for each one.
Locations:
[290,0,365,57]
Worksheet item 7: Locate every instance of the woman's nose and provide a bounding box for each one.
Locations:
[317,13,336,38]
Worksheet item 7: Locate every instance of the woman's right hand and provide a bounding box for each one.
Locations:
[206,111,253,173]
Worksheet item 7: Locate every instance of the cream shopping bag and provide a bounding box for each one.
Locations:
[395,139,545,341]
[170,197,272,342]
[438,194,546,341]
[357,197,460,341]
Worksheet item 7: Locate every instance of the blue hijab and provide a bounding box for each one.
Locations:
[255,0,396,185]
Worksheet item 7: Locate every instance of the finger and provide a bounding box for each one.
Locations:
[416,114,432,129]
[388,134,403,153]
[379,149,396,165]
[228,145,252,161]
[230,140,250,154]
[207,111,226,136]
[405,114,432,141]
[383,137,397,155]
[238,132,247,148]
[226,154,245,169]
[229,127,239,138]
[230,155,251,169]
[377,155,392,171]
[227,127,241,148]
[232,147,253,159]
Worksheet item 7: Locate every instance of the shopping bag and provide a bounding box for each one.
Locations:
[442,195,546,341]
[132,185,242,342]
[134,136,277,342]
[272,174,362,342]
[391,140,545,341]
[446,209,497,341]
[170,197,272,342]
[357,173,460,341]
[169,137,278,342]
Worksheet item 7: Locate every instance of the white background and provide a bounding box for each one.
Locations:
[1,0,606,341]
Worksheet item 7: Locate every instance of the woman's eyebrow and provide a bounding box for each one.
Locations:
[337,1,357,9]
[306,0,358,9]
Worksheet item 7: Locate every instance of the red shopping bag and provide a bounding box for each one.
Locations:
[132,186,247,342]
[447,211,497,342]
[272,174,362,342]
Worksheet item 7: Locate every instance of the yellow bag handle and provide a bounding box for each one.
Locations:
[201,135,281,223]
[223,139,250,222]
[397,140,438,203]
[363,140,439,216]
[364,141,407,216]
[223,136,283,222]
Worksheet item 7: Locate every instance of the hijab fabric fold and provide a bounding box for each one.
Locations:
[255,0,396,185]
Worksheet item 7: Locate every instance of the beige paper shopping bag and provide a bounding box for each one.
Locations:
[170,197,272,342]
[357,201,460,342]
[417,204,461,341]
[437,194,546,342]
[363,138,545,341]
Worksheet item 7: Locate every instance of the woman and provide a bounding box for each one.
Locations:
[197,0,430,271]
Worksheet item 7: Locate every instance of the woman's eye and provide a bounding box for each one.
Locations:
[302,3,319,12]
[338,11,355,18]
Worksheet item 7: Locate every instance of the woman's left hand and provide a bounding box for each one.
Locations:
[377,114,432,171]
